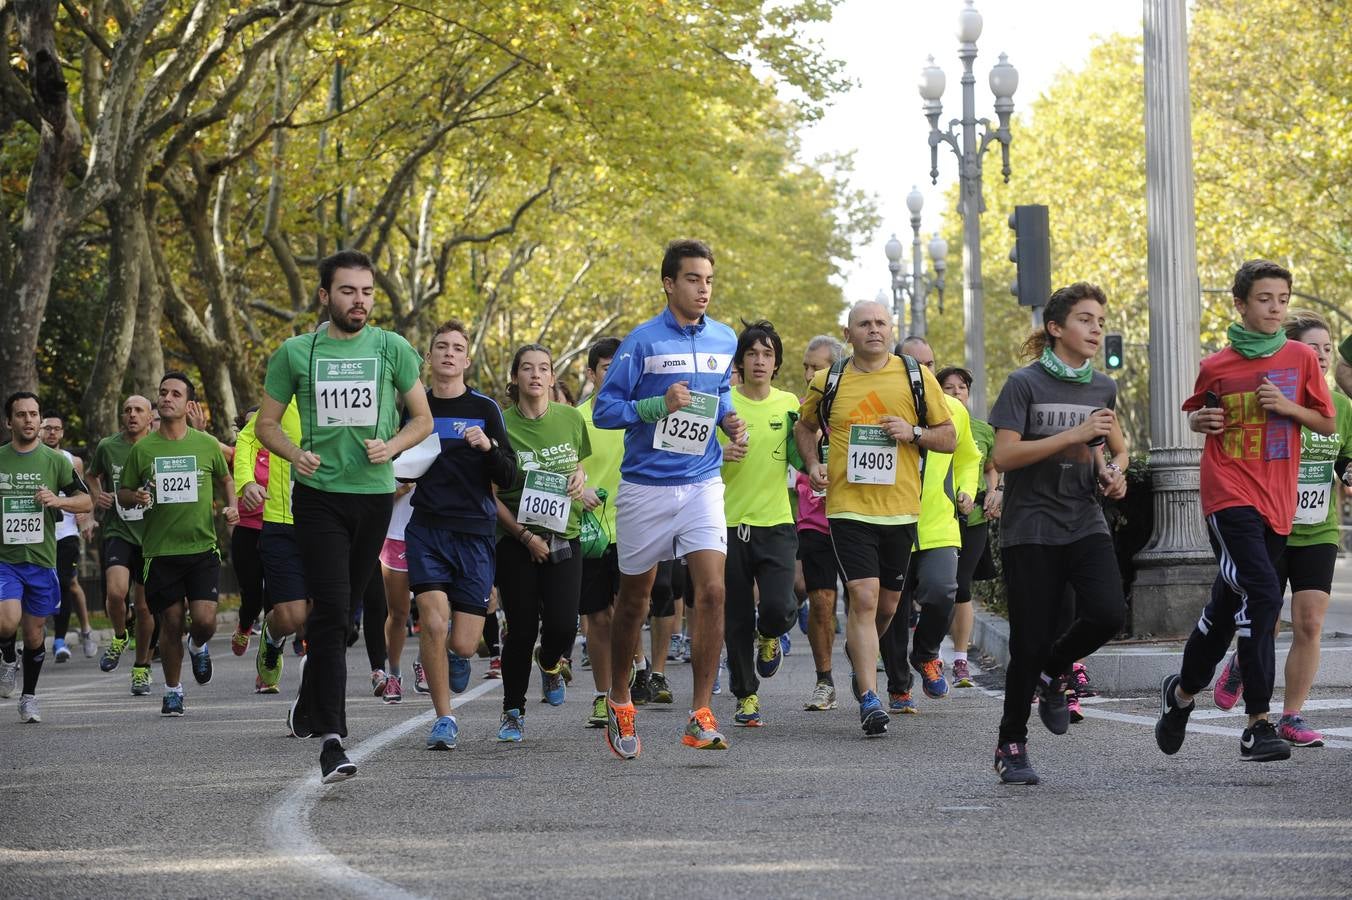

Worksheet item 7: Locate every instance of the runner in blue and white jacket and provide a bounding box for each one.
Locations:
[591,239,747,760]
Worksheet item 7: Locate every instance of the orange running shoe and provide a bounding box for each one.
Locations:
[682,706,728,750]
[606,698,641,759]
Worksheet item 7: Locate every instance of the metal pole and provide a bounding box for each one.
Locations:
[888,260,905,333]
[1131,0,1214,636]
[910,210,926,338]
[958,40,987,415]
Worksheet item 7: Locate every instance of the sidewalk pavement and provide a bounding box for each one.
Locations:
[973,548,1352,692]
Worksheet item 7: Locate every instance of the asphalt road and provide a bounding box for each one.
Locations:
[3,628,1351,899]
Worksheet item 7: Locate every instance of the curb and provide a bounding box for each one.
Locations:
[970,608,1352,692]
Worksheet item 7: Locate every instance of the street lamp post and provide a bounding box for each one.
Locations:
[918,0,1018,415]
[884,186,948,339]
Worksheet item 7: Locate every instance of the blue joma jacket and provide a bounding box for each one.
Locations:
[592,306,736,486]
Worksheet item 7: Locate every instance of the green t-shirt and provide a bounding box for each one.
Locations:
[88,432,148,545]
[579,397,623,544]
[122,429,229,560]
[1289,390,1352,547]
[263,325,422,494]
[0,443,80,569]
[500,403,592,539]
[967,417,996,526]
[1340,333,1352,367]
[719,386,799,528]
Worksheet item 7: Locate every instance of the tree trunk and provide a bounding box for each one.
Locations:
[81,194,146,437]
[0,1,82,432]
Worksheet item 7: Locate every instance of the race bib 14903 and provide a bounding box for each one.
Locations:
[847,425,897,485]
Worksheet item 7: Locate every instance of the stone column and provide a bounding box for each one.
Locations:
[1132,0,1217,637]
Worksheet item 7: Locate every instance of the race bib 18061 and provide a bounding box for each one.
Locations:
[315,358,379,427]
[154,456,199,504]
[847,425,897,485]
[517,469,570,533]
[1294,460,1333,526]
[653,391,718,455]
[2,496,44,545]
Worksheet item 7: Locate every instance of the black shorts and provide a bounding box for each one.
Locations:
[56,535,80,587]
[260,522,308,604]
[651,558,691,618]
[828,518,916,593]
[101,536,144,584]
[579,544,620,616]
[144,550,220,613]
[797,528,844,593]
[1276,542,1338,595]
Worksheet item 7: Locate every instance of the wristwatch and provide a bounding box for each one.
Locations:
[911,425,924,444]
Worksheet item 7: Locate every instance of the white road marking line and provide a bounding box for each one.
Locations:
[1079,707,1352,749]
[264,678,501,899]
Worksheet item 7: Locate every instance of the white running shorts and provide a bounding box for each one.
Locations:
[615,478,727,575]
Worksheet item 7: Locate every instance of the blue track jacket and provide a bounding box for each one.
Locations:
[592,306,736,486]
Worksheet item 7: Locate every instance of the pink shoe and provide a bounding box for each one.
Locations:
[382,673,403,704]
[1277,714,1323,747]
[371,668,388,696]
[1067,691,1084,724]
[484,656,502,680]
[1213,653,1242,711]
[230,629,250,657]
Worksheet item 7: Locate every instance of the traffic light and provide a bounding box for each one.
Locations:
[1007,204,1051,307]
[1104,333,1124,370]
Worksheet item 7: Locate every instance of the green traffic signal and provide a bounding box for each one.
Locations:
[1105,333,1124,371]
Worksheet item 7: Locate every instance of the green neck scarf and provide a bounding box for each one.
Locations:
[1227,323,1286,359]
[1039,346,1094,383]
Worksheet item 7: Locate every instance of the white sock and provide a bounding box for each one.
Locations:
[166,683,183,695]
[953,651,968,663]
[187,637,203,656]
[321,732,341,745]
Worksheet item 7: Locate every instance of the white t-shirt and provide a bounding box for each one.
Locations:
[54,449,80,542]
[387,487,415,542]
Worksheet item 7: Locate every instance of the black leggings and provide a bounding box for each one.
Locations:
[495,536,582,713]
[999,534,1126,744]
[361,568,387,672]
[53,536,80,639]
[231,525,266,629]
[291,484,393,738]
[955,521,990,604]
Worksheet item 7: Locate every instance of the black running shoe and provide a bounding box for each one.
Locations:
[189,644,212,685]
[1036,673,1070,735]
[631,666,652,706]
[1154,673,1193,755]
[320,739,356,784]
[1240,719,1291,762]
[994,741,1039,785]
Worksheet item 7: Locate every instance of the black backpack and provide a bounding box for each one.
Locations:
[815,352,930,485]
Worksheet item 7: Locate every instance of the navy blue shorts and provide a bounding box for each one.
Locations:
[0,562,61,617]
[405,522,494,617]
[260,522,308,604]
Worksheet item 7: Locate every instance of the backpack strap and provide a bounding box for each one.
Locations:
[899,352,928,486]
[814,356,850,457]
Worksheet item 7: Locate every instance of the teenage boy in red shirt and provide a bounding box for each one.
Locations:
[1155,260,1334,762]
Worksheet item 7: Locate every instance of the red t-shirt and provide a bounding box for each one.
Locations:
[1182,341,1334,533]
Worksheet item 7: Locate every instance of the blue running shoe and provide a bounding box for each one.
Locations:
[859,690,889,737]
[189,643,212,685]
[448,653,471,693]
[161,691,185,717]
[497,708,524,742]
[797,602,809,635]
[911,657,949,699]
[780,633,792,657]
[755,634,783,679]
[535,648,565,706]
[53,638,70,663]
[888,691,918,714]
[427,715,459,750]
